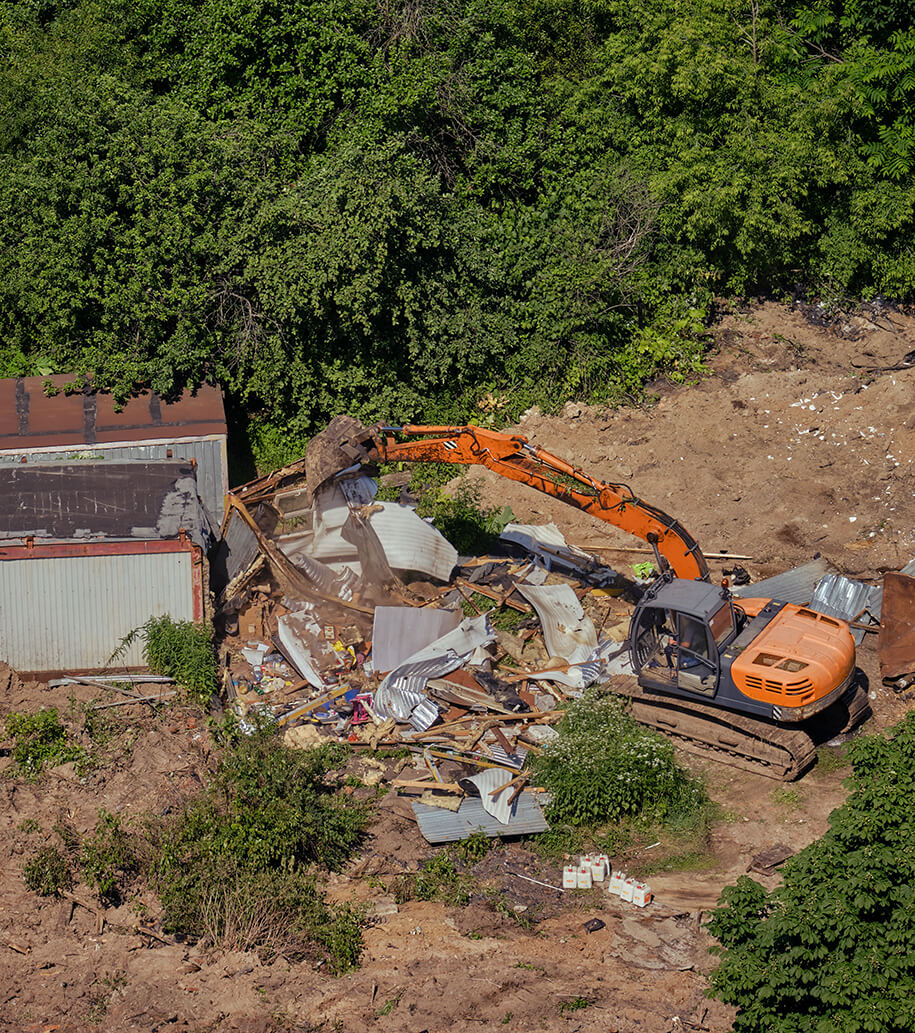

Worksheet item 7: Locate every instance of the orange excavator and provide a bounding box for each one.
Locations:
[343,423,869,778]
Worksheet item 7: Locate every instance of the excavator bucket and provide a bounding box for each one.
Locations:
[303,415,373,498]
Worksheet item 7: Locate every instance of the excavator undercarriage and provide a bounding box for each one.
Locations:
[608,675,870,779]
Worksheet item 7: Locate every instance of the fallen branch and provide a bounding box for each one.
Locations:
[93,692,177,709]
[136,925,174,945]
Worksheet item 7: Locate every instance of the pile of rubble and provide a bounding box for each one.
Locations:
[211,425,641,843]
[210,417,915,842]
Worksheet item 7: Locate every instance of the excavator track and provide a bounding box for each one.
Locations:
[607,676,871,780]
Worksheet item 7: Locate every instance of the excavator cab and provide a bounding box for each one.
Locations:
[630,577,738,702]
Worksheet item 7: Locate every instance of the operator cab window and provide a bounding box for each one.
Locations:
[677,614,710,662]
[675,612,717,696]
[708,602,735,646]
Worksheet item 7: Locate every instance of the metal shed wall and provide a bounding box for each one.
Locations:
[0,436,227,525]
[0,541,204,676]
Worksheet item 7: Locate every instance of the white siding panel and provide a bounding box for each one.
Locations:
[0,552,194,673]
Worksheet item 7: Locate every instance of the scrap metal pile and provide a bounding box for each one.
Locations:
[212,419,636,843]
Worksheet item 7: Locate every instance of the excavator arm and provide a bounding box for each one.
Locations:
[363,424,709,582]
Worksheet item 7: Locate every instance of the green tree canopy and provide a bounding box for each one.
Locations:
[708,714,915,1033]
[0,0,913,449]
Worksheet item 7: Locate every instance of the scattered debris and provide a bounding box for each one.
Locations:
[206,418,906,841]
[809,573,882,645]
[731,557,831,604]
[747,844,794,875]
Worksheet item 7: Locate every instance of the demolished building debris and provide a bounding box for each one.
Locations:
[209,418,903,838]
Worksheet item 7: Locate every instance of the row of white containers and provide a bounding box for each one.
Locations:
[562,854,653,907]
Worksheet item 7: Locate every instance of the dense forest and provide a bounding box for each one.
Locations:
[0,0,912,459]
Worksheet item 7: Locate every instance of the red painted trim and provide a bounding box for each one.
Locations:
[0,539,197,560]
[190,547,205,622]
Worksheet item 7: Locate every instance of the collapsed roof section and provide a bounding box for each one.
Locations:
[0,461,213,551]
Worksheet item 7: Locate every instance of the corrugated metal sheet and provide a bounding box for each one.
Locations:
[809,573,881,645]
[0,437,227,524]
[460,768,520,824]
[366,503,458,581]
[374,615,494,721]
[517,582,597,663]
[412,793,549,843]
[731,558,831,605]
[210,505,260,593]
[0,542,203,675]
[372,606,461,672]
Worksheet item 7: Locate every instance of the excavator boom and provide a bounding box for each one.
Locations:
[365,425,709,581]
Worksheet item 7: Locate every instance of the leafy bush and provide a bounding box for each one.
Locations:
[148,730,368,971]
[119,615,217,706]
[707,712,915,1032]
[413,851,474,907]
[530,691,706,826]
[79,810,138,903]
[22,846,73,896]
[5,709,87,779]
[417,478,515,556]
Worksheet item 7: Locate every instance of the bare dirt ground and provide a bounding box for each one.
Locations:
[1,300,913,1033]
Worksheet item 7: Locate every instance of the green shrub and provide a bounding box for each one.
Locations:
[80,810,138,902]
[412,851,473,907]
[118,615,218,705]
[148,729,368,971]
[530,690,706,826]
[22,846,73,896]
[5,709,87,780]
[395,832,493,908]
[416,479,514,556]
[707,712,915,1032]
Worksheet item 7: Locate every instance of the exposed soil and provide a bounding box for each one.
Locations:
[2,300,914,1033]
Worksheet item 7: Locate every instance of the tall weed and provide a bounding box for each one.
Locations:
[114,615,217,705]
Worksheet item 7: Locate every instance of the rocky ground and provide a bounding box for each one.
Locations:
[1,300,913,1033]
